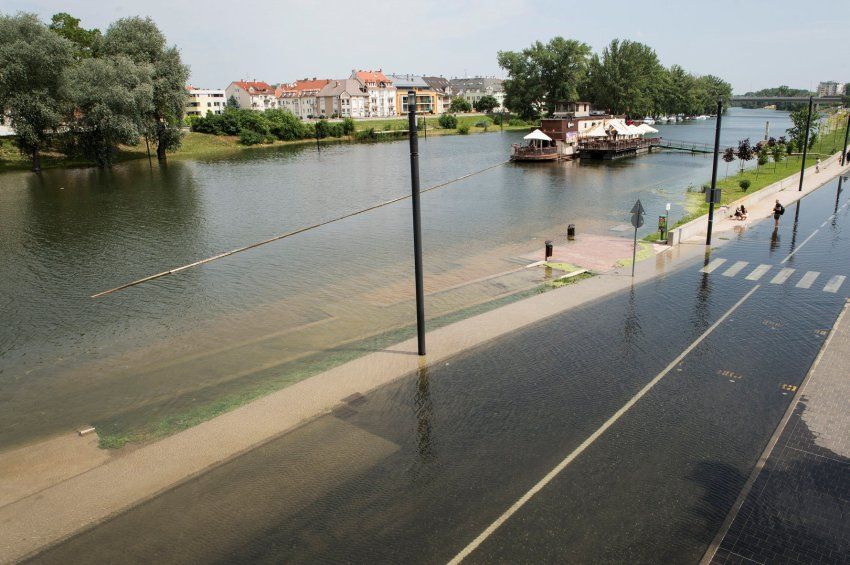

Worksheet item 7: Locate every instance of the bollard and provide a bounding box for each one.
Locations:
[567,224,575,240]
[545,240,553,261]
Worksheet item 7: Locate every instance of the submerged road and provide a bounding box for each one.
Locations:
[29,178,850,564]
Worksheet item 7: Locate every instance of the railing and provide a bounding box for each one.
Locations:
[511,145,558,156]
[579,137,657,150]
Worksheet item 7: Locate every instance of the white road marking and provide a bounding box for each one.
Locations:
[700,258,727,274]
[770,268,795,284]
[447,286,762,565]
[823,275,846,293]
[722,261,748,277]
[781,229,818,264]
[796,271,820,289]
[745,264,772,281]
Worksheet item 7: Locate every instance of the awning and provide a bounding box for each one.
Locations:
[606,119,632,136]
[635,123,659,134]
[583,123,608,138]
[524,129,553,142]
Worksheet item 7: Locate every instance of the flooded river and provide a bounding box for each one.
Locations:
[0,108,791,449]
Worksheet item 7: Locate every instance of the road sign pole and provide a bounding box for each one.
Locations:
[631,225,638,278]
[408,90,426,356]
[706,98,723,246]
[629,199,645,278]
[798,96,813,192]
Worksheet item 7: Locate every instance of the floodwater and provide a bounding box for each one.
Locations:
[0,108,791,450]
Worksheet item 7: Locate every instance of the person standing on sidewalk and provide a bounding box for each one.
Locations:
[816,158,821,173]
[772,200,785,227]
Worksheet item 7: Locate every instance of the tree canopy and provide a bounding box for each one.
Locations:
[499,36,732,119]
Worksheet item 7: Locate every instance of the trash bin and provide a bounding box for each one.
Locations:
[545,240,553,260]
[567,224,575,240]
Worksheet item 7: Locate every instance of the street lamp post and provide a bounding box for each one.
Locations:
[706,98,723,246]
[798,96,813,192]
[841,112,850,167]
[407,90,427,356]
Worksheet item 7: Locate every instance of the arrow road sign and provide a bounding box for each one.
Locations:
[630,198,645,228]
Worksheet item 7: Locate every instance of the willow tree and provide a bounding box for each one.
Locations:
[102,17,188,161]
[586,39,664,117]
[498,37,591,119]
[0,13,75,172]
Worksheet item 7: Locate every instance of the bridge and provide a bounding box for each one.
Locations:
[730,95,843,105]
[650,139,714,154]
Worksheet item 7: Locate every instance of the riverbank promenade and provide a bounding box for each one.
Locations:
[707,299,850,564]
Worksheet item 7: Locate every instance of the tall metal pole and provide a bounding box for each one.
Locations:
[798,96,813,192]
[841,112,850,166]
[408,90,426,356]
[706,98,723,246]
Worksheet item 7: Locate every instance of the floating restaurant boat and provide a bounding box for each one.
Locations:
[510,129,561,161]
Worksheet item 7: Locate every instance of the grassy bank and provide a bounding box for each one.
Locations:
[645,113,848,241]
[95,273,592,449]
[0,115,532,173]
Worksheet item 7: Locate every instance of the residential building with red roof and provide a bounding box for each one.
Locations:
[276,78,331,118]
[351,69,396,117]
[224,80,278,111]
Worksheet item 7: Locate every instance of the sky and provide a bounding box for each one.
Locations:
[8,0,849,93]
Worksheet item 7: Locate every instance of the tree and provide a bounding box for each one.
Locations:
[786,105,821,152]
[722,147,735,177]
[226,95,239,109]
[438,113,457,129]
[736,139,754,172]
[498,37,591,119]
[474,95,499,113]
[771,143,785,171]
[102,17,189,161]
[449,97,471,113]
[0,14,75,172]
[586,39,664,117]
[62,55,154,167]
[48,12,101,59]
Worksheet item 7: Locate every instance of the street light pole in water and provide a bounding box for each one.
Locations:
[408,90,427,355]
[706,98,723,246]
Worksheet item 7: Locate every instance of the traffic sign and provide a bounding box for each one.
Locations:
[630,198,645,228]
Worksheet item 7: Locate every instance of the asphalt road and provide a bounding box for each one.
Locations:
[29,177,850,564]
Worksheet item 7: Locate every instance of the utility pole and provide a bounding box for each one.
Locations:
[706,98,723,246]
[407,90,426,356]
[798,96,813,192]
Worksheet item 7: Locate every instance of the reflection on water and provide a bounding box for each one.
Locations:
[0,108,793,450]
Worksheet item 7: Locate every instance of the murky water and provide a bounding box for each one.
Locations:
[0,108,791,449]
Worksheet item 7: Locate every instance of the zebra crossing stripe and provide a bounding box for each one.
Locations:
[796,271,820,289]
[770,268,795,284]
[700,258,727,274]
[823,275,846,293]
[722,261,748,277]
[745,264,772,281]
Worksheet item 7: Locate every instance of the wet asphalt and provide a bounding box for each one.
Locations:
[28,177,850,564]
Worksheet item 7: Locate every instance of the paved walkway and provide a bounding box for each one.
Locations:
[705,299,850,564]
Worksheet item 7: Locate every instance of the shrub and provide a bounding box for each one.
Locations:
[438,113,457,129]
[474,120,489,128]
[356,128,378,142]
[238,128,264,145]
[458,124,470,135]
[315,119,331,139]
[739,179,751,191]
[341,118,356,135]
[508,118,526,126]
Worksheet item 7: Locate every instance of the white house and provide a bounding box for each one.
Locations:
[315,79,369,118]
[275,79,330,119]
[351,70,396,117]
[185,86,226,117]
[450,77,505,110]
[225,81,277,111]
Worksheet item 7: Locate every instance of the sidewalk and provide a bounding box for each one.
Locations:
[705,300,850,564]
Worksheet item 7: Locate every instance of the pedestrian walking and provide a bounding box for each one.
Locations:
[772,199,785,228]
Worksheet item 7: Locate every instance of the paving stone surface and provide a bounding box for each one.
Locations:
[710,302,850,564]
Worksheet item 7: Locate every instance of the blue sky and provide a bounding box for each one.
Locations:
[10,0,849,92]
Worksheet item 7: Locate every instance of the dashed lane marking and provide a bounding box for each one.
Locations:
[770,268,795,285]
[722,261,749,277]
[823,275,846,293]
[700,258,727,274]
[796,271,820,289]
[745,264,772,281]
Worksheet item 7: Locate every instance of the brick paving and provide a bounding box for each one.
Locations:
[708,300,850,564]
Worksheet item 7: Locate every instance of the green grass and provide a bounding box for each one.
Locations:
[353,114,530,135]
